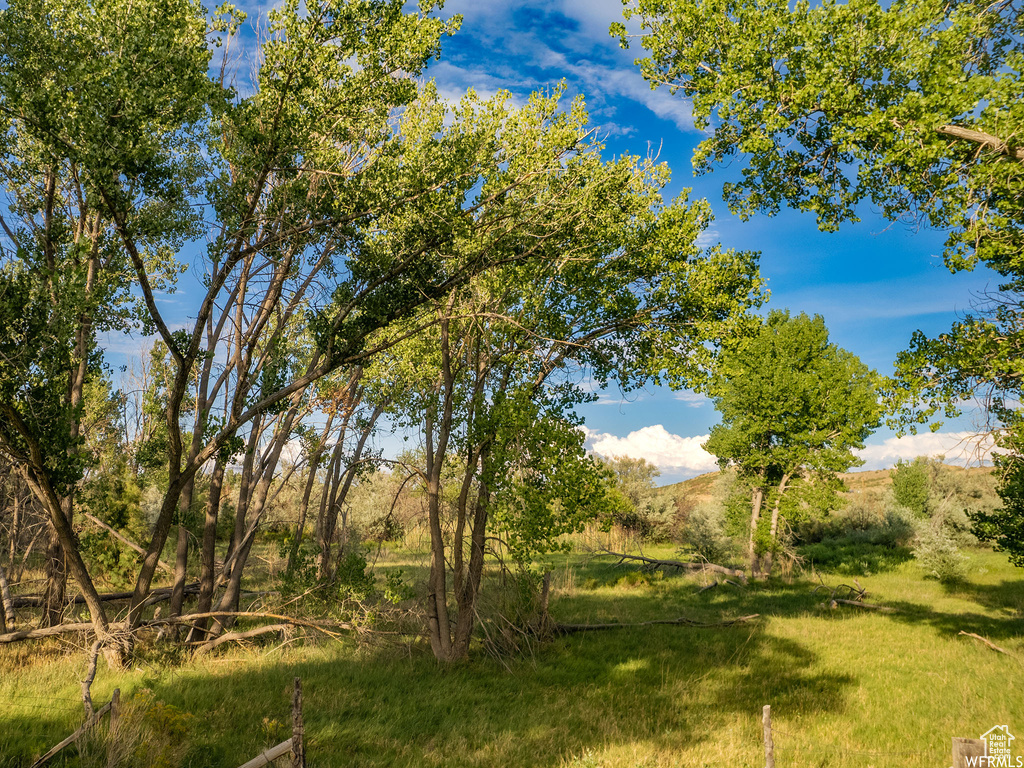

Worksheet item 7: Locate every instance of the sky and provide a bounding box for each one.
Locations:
[400,0,999,483]
[106,0,999,484]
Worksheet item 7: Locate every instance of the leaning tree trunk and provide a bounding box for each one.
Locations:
[748,482,765,580]
[451,459,491,661]
[18,464,125,667]
[761,473,791,578]
[188,454,226,642]
[211,400,303,636]
[424,311,459,662]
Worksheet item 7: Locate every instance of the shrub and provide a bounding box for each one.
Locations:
[684,501,731,563]
[796,497,916,575]
[913,519,968,583]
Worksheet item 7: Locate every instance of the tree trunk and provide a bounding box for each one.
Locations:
[748,483,765,580]
[189,455,226,641]
[41,522,67,627]
[761,473,791,577]
[328,405,383,577]
[213,402,302,635]
[0,561,13,633]
[227,421,261,567]
[451,451,491,661]
[167,524,190,635]
[288,468,316,573]
[316,441,346,580]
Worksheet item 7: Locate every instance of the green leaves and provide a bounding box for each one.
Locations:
[705,310,882,481]
[624,0,1024,275]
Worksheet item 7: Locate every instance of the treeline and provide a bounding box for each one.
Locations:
[0,0,762,666]
[3,0,1023,670]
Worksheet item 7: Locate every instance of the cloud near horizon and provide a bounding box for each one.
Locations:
[854,431,994,470]
[585,425,719,474]
[585,424,995,478]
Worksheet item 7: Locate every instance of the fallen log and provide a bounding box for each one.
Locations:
[0,622,105,643]
[600,549,748,584]
[193,624,292,654]
[11,583,199,609]
[0,610,356,645]
[554,613,760,634]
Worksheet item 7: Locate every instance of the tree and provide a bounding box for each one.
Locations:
[704,311,881,577]
[891,458,930,517]
[601,455,674,540]
[371,90,763,660]
[617,0,1024,566]
[8,0,757,662]
[616,0,1022,273]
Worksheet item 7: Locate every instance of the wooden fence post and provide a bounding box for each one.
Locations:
[291,677,305,768]
[952,738,986,768]
[763,705,775,768]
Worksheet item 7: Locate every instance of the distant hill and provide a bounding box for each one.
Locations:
[658,464,995,511]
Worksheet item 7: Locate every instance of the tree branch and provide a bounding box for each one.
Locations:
[937,124,1024,162]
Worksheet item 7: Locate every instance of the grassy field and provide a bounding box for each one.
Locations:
[1,546,1022,767]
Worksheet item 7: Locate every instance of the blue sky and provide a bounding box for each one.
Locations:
[104,0,998,483]
[414,0,999,482]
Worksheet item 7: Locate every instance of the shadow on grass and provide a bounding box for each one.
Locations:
[4,557,1017,767]
[959,578,1024,618]
[0,587,852,767]
[131,622,851,768]
[798,541,914,576]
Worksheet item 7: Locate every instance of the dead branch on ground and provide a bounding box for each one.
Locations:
[599,548,748,583]
[813,579,895,612]
[959,631,1012,655]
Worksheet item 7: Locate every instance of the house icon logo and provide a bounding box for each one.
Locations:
[980,725,1018,768]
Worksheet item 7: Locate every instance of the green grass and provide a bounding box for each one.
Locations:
[1,548,1022,767]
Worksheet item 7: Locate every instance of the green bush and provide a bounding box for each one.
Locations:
[891,458,930,516]
[684,501,732,563]
[797,497,916,575]
[912,519,968,583]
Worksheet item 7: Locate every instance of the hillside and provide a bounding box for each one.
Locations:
[658,463,996,510]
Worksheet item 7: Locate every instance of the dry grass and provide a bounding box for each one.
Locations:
[0,548,1021,767]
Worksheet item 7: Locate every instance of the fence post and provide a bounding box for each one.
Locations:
[763,705,775,768]
[291,677,305,768]
[952,738,986,768]
[109,688,120,732]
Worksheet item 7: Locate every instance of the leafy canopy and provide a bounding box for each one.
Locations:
[616,0,1023,278]
[704,311,881,482]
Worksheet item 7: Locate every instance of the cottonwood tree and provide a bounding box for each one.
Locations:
[601,455,674,540]
[0,0,760,664]
[616,0,1024,564]
[375,90,764,661]
[703,311,881,578]
[0,0,219,657]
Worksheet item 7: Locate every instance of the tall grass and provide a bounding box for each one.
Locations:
[0,548,1021,767]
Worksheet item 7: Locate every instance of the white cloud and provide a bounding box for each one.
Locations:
[855,431,995,470]
[673,390,709,408]
[427,1,697,133]
[695,226,720,248]
[584,422,996,480]
[586,424,718,474]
